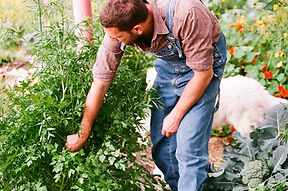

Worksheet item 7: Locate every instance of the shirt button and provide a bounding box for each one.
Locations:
[168,44,173,49]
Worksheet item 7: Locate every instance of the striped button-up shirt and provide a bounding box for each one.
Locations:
[92,0,221,82]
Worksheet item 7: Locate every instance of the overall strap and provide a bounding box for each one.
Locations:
[166,0,184,58]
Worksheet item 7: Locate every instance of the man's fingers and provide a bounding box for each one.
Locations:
[162,129,172,137]
[65,142,71,150]
[161,129,166,136]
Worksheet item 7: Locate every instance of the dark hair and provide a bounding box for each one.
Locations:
[100,0,148,31]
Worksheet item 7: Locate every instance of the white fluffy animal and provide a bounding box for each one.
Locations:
[145,67,287,137]
[213,75,287,137]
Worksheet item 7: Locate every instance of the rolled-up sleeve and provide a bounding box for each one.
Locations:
[92,33,124,82]
[180,7,218,71]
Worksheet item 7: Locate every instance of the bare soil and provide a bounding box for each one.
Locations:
[136,136,227,176]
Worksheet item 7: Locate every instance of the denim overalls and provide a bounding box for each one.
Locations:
[149,0,227,190]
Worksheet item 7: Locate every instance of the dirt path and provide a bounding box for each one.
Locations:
[136,135,226,181]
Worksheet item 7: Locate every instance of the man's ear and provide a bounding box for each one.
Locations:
[132,24,143,35]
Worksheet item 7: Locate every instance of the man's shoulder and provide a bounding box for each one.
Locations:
[175,0,208,20]
[153,0,206,20]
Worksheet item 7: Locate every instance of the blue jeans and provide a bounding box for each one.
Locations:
[150,33,227,191]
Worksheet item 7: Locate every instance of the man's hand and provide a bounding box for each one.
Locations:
[161,67,214,138]
[64,79,111,152]
[162,111,181,137]
[65,134,87,152]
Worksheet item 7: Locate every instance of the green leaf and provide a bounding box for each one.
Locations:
[233,48,245,59]
[245,65,258,79]
[54,174,60,183]
[266,80,279,95]
[232,132,257,159]
[224,171,241,181]
[277,73,285,83]
[99,154,105,163]
[245,52,260,62]
[79,177,84,184]
[203,181,242,191]
[26,159,33,167]
[232,185,248,191]
[208,168,225,178]
[269,145,288,173]
[258,104,288,133]
[68,169,75,178]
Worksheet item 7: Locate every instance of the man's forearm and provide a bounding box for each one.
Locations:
[172,67,213,121]
[161,67,214,137]
[79,79,111,139]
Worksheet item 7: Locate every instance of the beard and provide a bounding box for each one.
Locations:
[125,32,141,45]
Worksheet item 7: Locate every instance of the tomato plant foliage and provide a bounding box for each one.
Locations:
[0,1,164,190]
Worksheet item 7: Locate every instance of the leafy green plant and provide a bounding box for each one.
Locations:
[203,103,288,191]
[212,124,236,138]
[0,1,166,190]
[219,0,288,96]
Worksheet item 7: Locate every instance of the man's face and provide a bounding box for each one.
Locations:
[104,27,139,45]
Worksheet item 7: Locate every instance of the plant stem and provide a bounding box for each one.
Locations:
[37,0,43,34]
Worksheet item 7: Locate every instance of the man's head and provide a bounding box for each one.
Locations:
[100,0,149,44]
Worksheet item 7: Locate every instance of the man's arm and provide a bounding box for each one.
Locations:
[65,78,111,152]
[161,67,213,137]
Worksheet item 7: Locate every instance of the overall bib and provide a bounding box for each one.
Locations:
[149,0,227,190]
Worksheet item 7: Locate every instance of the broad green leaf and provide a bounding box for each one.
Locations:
[233,48,245,59]
[245,65,259,79]
[208,168,224,178]
[224,171,241,181]
[258,104,288,133]
[269,145,288,173]
[277,73,285,83]
[232,132,257,159]
[245,52,260,62]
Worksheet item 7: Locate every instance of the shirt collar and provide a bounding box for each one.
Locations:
[148,0,169,39]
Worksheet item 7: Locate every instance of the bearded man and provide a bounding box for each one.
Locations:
[65,0,227,190]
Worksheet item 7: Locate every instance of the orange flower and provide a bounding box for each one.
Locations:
[227,136,233,143]
[278,84,285,92]
[230,23,237,28]
[229,46,236,55]
[281,90,288,98]
[278,85,288,98]
[251,57,258,64]
[238,24,244,33]
[230,125,236,133]
[261,62,267,71]
[242,60,246,64]
[230,23,244,33]
[274,94,281,98]
[264,52,269,58]
[264,71,273,79]
[267,30,271,35]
